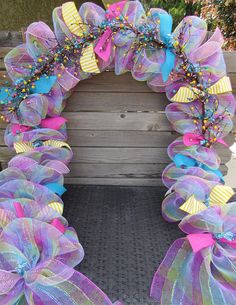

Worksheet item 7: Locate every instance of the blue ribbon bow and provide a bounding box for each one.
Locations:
[173,153,224,182]
[0,75,57,103]
[31,75,57,94]
[45,182,67,197]
[158,13,176,83]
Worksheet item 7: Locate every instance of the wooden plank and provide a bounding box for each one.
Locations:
[66,163,228,178]
[0,147,171,163]
[0,59,5,70]
[66,130,177,147]
[0,129,234,149]
[64,112,170,131]
[0,47,12,58]
[224,52,236,73]
[65,92,169,112]
[64,177,164,186]
[0,129,4,141]
[0,31,23,47]
[67,163,167,178]
[0,161,228,175]
[64,112,236,132]
[0,147,15,161]
[66,91,236,112]
[0,129,177,147]
[0,147,231,164]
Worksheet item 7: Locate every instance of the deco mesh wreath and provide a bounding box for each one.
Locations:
[0,1,235,304]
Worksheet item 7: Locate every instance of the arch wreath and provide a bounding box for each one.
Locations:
[0,1,235,304]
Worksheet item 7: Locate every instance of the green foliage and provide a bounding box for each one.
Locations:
[213,0,236,38]
[142,0,201,28]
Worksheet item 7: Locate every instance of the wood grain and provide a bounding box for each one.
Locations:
[0,129,178,147]
[0,146,232,164]
[64,177,164,186]
[65,92,169,112]
[64,112,170,131]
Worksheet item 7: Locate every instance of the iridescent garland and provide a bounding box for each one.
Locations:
[0,1,236,304]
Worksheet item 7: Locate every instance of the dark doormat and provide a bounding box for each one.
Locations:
[62,185,184,305]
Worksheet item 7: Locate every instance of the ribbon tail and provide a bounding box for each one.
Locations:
[40,117,67,130]
[158,13,175,83]
[187,233,215,253]
[183,133,204,146]
[0,270,21,295]
[173,154,196,168]
[202,164,224,182]
[80,44,100,74]
[179,195,207,215]
[216,138,228,147]
[62,2,87,36]
[26,268,122,305]
[209,185,234,206]
[105,1,127,20]
[11,124,32,135]
[48,202,64,215]
[51,218,65,233]
[31,76,57,94]
[161,49,175,83]
[0,87,12,103]
[45,183,67,197]
[94,28,112,62]
[14,202,25,218]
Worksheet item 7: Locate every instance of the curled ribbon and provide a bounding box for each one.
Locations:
[11,116,67,135]
[179,184,235,215]
[13,139,71,154]
[171,76,232,103]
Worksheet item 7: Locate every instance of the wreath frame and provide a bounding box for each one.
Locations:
[0,1,235,304]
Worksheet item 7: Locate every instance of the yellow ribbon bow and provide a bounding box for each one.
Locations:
[0,209,13,228]
[62,2,100,74]
[179,185,235,215]
[171,76,232,103]
[13,140,71,154]
[48,202,64,215]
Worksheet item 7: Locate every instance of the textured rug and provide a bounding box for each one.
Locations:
[63,185,184,305]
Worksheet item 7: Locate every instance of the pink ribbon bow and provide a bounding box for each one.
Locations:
[11,116,67,135]
[95,0,127,62]
[13,202,25,218]
[187,233,236,253]
[105,1,127,20]
[94,28,113,62]
[183,133,228,147]
[51,218,65,233]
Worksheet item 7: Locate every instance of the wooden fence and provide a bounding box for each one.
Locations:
[0,31,236,186]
